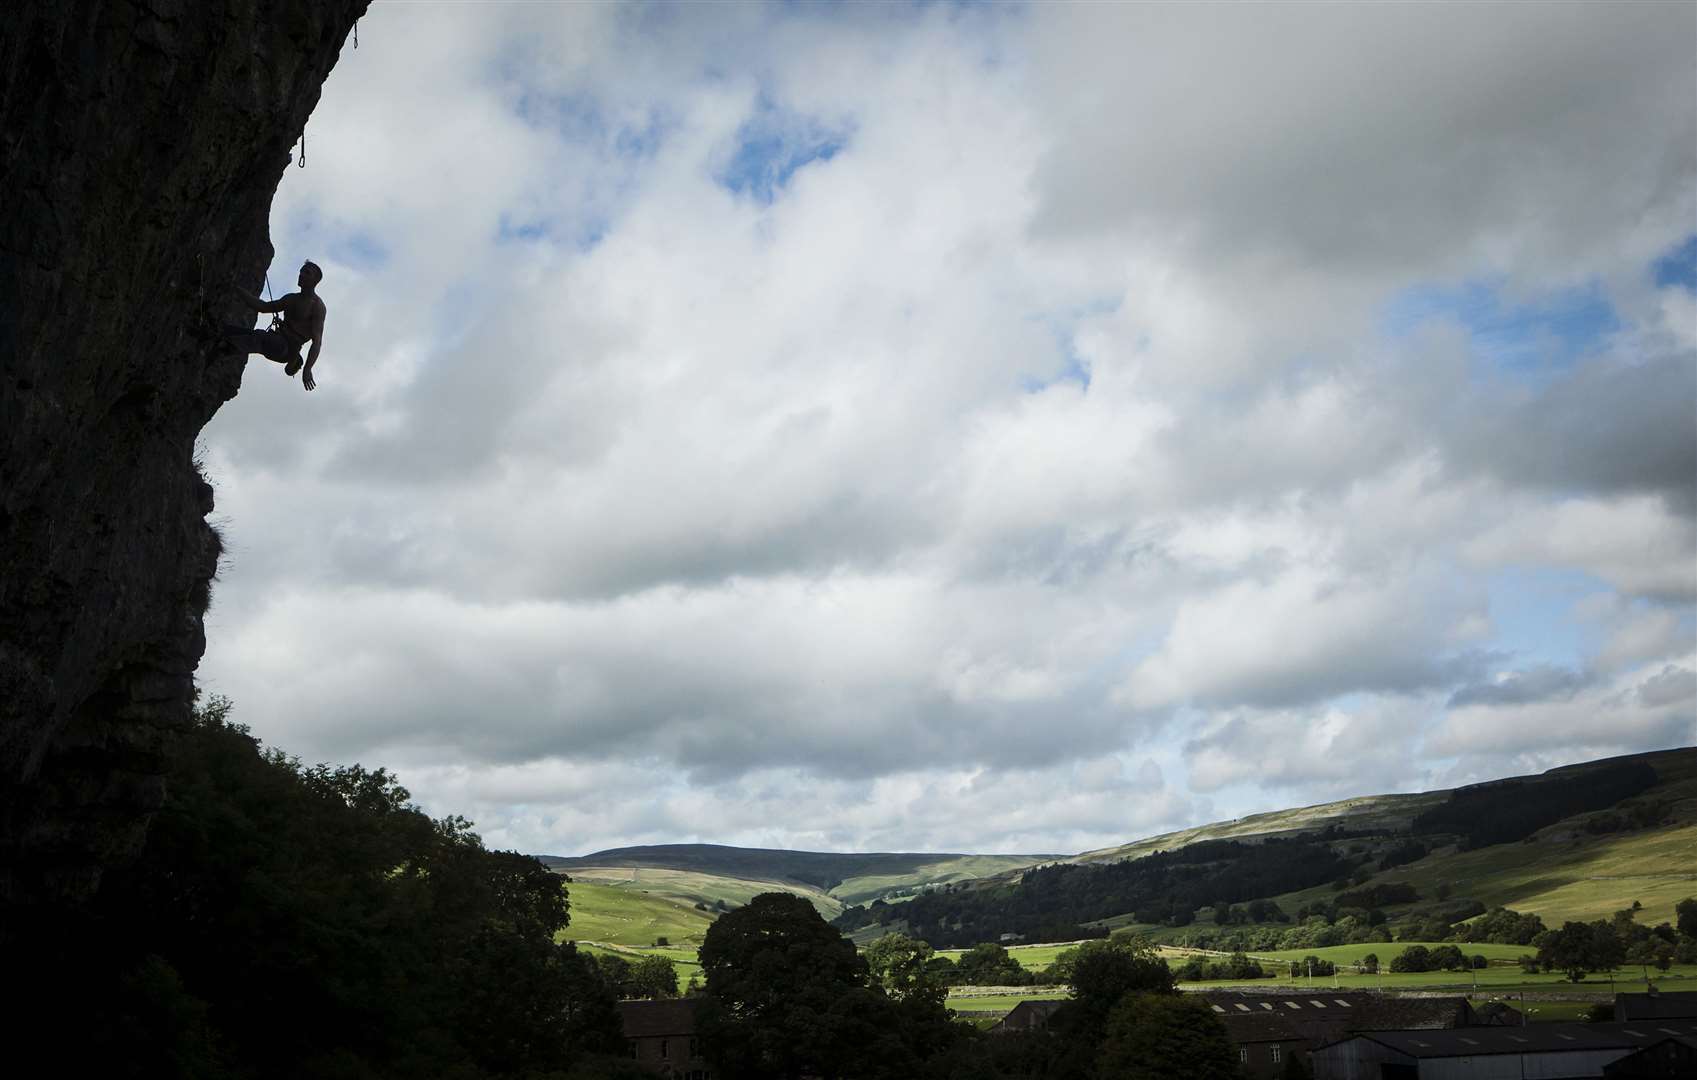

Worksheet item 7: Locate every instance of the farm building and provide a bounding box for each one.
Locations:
[1613,990,1697,1022]
[1203,990,1475,1078]
[989,998,1067,1034]
[1310,1020,1697,1079]
[618,998,713,1079]
[1602,1035,1697,1077]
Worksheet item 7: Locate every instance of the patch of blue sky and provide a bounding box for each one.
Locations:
[508,81,670,162]
[717,97,851,205]
[495,210,608,253]
[1481,566,1611,673]
[1380,277,1620,381]
[327,230,389,272]
[277,209,386,280]
[1020,340,1091,395]
[496,214,550,245]
[1017,300,1122,394]
[1652,233,1697,292]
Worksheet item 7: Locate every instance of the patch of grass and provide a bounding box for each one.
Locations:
[934,941,1089,972]
[945,989,1069,1013]
[566,866,843,920]
[558,880,716,949]
[1387,821,1697,927]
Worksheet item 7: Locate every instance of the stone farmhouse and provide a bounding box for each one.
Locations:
[618,999,714,1079]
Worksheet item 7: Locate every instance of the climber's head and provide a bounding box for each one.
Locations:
[299,261,323,289]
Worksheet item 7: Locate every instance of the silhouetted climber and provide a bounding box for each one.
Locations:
[222,261,327,390]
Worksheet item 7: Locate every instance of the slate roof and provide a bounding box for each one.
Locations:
[1199,990,1468,1048]
[989,999,1068,1033]
[618,998,702,1039]
[1218,1011,1304,1044]
[1615,991,1697,1021]
[1330,1020,1697,1059]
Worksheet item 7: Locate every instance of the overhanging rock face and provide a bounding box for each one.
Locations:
[0,0,367,927]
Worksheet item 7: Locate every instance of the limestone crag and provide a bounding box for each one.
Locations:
[0,0,367,928]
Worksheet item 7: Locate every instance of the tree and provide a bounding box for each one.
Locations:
[1676,897,1697,939]
[697,892,945,1080]
[61,696,625,1079]
[864,933,946,1007]
[630,955,679,999]
[1537,921,1626,983]
[1095,993,1239,1080]
[1359,953,1379,975]
[956,942,1027,986]
[1067,936,1176,1030]
[594,953,634,998]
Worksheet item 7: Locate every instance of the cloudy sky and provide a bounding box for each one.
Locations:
[198,1,1697,858]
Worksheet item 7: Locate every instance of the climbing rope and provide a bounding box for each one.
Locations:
[263,271,284,333]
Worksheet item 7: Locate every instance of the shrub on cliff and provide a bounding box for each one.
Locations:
[63,697,622,1079]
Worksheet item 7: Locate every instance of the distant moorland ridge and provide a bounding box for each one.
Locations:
[538,747,1697,935]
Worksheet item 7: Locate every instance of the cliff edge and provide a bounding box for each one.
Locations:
[0,0,367,929]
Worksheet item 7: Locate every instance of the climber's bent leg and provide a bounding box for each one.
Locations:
[220,326,294,363]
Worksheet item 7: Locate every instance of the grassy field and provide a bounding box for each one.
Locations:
[946,989,1069,1012]
[935,941,1092,971]
[558,880,717,948]
[1370,819,1697,928]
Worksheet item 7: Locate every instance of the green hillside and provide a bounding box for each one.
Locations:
[1071,791,1447,866]
[833,748,1697,947]
[545,748,1696,962]
[541,843,1052,906]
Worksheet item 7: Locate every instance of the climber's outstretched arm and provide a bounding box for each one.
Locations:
[302,332,322,392]
[232,285,288,314]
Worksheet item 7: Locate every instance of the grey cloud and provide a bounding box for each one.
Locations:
[1181,701,1435,798]
[1447,353,1697,517]
[1638,664,1697,709]
[1447,664,1591,708]
[1029,4,1695,283]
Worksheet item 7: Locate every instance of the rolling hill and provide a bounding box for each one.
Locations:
[540,844,1056,906]
[541,747,1697,952]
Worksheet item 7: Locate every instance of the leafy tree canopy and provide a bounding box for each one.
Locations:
[1096,993,1239,1080]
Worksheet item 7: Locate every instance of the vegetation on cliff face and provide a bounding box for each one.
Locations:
[20,698,631,1079]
